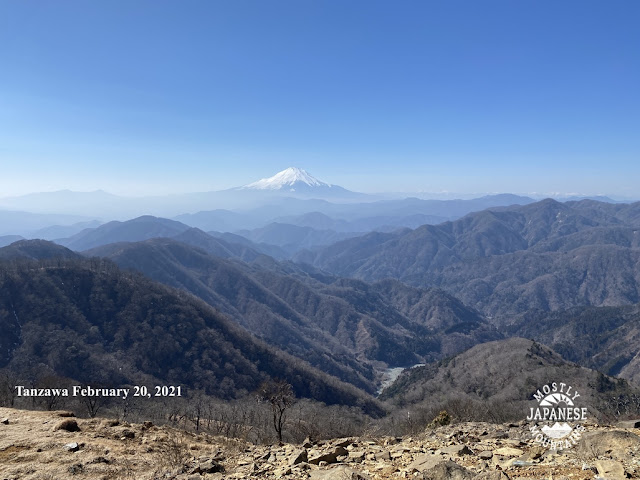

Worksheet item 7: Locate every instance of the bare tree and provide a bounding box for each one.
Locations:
[77,384,105,418]
[257,379,295,443]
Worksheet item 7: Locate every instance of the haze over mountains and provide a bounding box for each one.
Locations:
[1,167,640,422]
[0,168,556,235]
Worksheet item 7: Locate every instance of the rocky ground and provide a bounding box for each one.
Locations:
[1,407,640,479]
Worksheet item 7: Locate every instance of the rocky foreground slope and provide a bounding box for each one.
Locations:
[1,407,640,479]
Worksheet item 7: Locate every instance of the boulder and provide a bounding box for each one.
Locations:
[594,459,626,480]
[309,446,348,465]
[309,466,369,480]
[617,419,640,429]
[421,460,474,480]
[375,450,391,461]
[578,429,640,460]
[408,453,446,472]
[440,444,474,456]
[289,448,308,466]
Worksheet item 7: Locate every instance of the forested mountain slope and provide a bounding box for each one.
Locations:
[507,304,640,384]
[381,337,640,420]
[0,257,383,415]
[87,238,500,392]
[296,199,640,320]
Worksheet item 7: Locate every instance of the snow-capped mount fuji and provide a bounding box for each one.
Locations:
[240,167,364,200]
[243,167,330,191]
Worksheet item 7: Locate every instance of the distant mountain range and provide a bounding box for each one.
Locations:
[5,167,626,244]
[296,199,640,320]
[172,195,534,237]
[0,167,566,226]
[0,210,93,237]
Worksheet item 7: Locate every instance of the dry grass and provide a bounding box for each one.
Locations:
[0,407,220,480]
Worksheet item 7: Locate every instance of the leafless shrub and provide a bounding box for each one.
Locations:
[153,431,191,475]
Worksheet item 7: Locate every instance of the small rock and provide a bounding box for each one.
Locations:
[1,418,9,425]
[441,444,473,456]
[375,450,391,461]
[90,456,111,464]
[524,445,545,460]
[473,471,511,479]
[196,459,224,474]
[478,450,493,460]
[348,450,366,463]
[121,429,135,439]
[275,466,292,477]
[493,447,523,457]
[68,463,83,474]
[422,460,474,480]
[334,437,353,448]
[64,442,80,452]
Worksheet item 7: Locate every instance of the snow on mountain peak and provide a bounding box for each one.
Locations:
[243,167,331,190]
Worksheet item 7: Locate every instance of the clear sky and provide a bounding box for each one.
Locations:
[1,1,639,198]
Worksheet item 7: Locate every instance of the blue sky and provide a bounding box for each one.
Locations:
[1,1,639,197]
